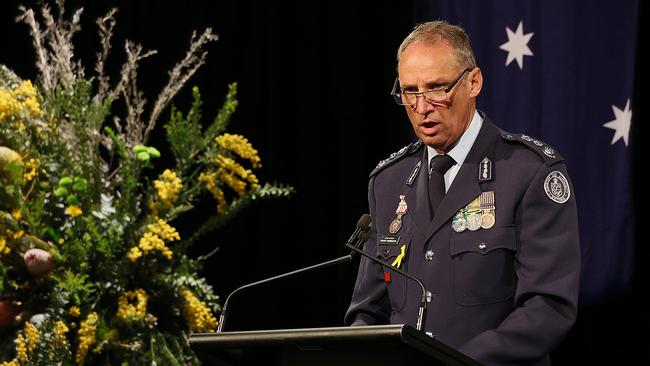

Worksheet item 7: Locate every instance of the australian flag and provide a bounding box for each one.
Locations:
[412,0,638,306]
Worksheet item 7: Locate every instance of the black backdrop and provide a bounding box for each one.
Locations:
[1,1,648,365]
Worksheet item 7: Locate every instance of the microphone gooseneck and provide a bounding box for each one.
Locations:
[216,214,372,333]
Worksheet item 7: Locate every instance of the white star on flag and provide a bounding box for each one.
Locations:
[499,21,534,69]
[603,99,632,146]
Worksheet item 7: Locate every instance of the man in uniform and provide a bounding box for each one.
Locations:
[345,21,580,366]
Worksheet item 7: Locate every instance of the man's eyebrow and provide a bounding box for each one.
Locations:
[401,79,447,91]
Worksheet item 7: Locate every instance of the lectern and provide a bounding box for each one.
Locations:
[189,324,483,366]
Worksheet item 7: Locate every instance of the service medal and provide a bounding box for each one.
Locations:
[479,191,496,229]
[481,211,496,229]
[389,218,402,234]
[467,212,482,231]
[452,212,467,233]
[389,195,408,234]
[396,195,408,215]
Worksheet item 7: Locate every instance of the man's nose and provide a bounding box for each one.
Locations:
[414,95,435,114]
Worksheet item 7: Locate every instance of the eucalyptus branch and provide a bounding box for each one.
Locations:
[144,29,218,143]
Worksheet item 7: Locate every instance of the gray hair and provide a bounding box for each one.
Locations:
[397,20,477,70]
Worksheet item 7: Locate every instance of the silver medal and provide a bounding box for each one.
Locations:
[466,213,482,231]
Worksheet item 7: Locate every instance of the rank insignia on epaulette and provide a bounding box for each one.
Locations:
[370,141,424,178]
[501,133,564,166]
[543,146,556,158]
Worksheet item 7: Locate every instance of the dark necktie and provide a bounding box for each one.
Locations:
[428,154,456,218]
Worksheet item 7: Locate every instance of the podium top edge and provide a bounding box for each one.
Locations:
[189,324,413,344]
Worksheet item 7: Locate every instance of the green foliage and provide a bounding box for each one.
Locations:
[52,271,96,306]
[204,82,239,144]
[0,1,292,365]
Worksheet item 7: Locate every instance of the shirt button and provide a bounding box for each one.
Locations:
[424,249,434,261]
[478,243,487,252]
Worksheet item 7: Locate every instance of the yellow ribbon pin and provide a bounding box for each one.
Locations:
[391,245,407,269]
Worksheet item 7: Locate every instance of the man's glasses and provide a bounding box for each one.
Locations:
[391,68,471,106]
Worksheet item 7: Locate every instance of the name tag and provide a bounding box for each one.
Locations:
[378,235,400,246]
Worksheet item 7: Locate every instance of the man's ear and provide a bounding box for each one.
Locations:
[468,67,483,98]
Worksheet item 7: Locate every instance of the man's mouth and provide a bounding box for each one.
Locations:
[419,120,440,135]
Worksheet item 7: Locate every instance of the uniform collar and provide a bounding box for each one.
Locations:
[427,110,483,170]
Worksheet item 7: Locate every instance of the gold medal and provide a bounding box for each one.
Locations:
[480,191,496,229]
[481,211,496,229]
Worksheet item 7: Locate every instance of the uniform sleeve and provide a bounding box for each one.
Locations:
[344,176,392,326]
[458,162,581,366]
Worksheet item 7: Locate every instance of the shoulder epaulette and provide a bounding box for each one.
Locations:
[501,132,564,166]
[369,141,423,178]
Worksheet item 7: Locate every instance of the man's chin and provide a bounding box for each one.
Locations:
[419,136,443,149]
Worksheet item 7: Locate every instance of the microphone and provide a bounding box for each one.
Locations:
[345,230,429,332]
[347,214,372,256]
[347,214,372,247]
[216,214,372,332]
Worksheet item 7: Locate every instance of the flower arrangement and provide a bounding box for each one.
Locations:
[0,1,292,365]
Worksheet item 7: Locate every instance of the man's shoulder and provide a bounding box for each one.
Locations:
[498,131,565,166]
[369,140,423,178]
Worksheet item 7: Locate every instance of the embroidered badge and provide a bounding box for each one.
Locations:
[544,171,570,204]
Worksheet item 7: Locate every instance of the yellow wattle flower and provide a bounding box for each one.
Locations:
[181,289,218,333]
[127,219,179,262]
[215,133,261,168]
[76,312,98,366]
[0,80,42,121]
[153,169,182,208]
[22,158,39,182]
[54,320,70,347]
[117,289,148,320]
[198,171,227,213]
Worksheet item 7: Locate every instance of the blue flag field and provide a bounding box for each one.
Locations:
[413,0,638,305]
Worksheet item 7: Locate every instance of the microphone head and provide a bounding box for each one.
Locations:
[356,214,372,229]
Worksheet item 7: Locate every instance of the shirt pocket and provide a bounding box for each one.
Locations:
[376,233,412,312]
[450,226,517,306]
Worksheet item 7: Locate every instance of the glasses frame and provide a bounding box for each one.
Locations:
[391,68,472,106]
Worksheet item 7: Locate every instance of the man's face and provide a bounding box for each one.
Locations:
[398,40,481,152]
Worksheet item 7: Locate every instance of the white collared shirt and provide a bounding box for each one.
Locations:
[427,110,483,192]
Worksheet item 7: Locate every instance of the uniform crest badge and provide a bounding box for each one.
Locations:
[544,171,570,204]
